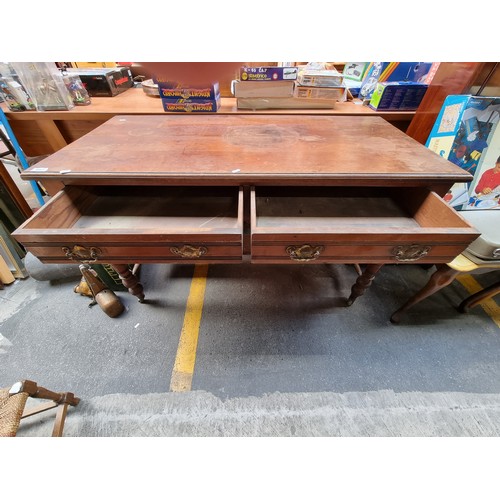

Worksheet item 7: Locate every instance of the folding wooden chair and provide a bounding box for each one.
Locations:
[0,380,79,437]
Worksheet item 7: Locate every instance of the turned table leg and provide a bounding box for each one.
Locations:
[347,264,383,306]
[111,264,145,302]
[390,264,460,323]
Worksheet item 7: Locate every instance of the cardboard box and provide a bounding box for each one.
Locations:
[342,62,370,82]
[161,97,221,112]
[67,67,133,97]
[294,85,346,101]
[234,80,295,98]
[156,81,220,99]
[368,82,428,110]
[426,95,500,211]
[240,66,298,81]
[297,69,344,87]
[70,62,117,68]
[359,62,434,100]
[236,97,335,110]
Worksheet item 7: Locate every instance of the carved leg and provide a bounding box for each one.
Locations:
[347,264,383,306]
[390,264,460,323]
[458,280,500,313]
[111,264,145,302]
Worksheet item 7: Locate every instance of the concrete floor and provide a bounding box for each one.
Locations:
[1,260,500,437]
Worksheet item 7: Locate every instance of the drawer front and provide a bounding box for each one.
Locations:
[251,241,473,264]
[13,186,244,264]
[250,187,479,264]
[23,242,243,264]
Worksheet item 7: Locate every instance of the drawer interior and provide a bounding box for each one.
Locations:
[252,186,471,232]
[25,186,242,232]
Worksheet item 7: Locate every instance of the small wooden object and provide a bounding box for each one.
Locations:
[0,380,80,437]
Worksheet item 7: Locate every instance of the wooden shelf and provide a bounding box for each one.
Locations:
[1,89,415,157]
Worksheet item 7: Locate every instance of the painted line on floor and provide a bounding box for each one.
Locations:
[170,264,209,392]
[456,274,500,329]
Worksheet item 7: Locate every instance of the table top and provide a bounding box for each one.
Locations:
[22,114,472,186]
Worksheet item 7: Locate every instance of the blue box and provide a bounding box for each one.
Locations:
[156,81,220,100]
[426,95,500,210]
[368,82,428,110]
[359,62,434,100]
[240,66,298,81]
[161,97,221,112]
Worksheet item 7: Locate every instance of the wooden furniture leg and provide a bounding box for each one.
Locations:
[458,280,500,313]
[36,120,68,152]
[347,264,383,306]
[390,264,461,323]
[111,264,145,302]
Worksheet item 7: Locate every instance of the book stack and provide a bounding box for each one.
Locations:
[235,66,338,110]
[157,80,221,113]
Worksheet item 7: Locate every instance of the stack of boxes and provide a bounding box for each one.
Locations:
[294,67,346,102]
[234,65,346,109]
[156,80,221,112]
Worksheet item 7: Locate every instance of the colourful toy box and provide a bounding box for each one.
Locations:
[66,67,133,97]
[359,62,434,101]
[240,66,298,81]
[156,81,220,100]
[426,95,500,211]
[342,62,370,82]
[155,80,221,112]
[368,82,428,111]
[161,97,221,112]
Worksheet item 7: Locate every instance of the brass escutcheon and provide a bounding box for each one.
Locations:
[62,245,101,262]
[392,244,431,262]
[286,244,324,262]
[170,245,208,258]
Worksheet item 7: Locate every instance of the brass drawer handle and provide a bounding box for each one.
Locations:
[286,244,324,262]
[392,244,431,262]
[170,245,208,258]
[62,245,101,262]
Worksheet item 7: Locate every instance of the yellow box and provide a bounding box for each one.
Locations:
[71,62,117,68]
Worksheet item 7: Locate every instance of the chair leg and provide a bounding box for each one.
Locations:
[52,403,69,437]
[458,280,500,313]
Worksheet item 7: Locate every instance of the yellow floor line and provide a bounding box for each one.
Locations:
[456,274,500,329]
[170,264,209,392]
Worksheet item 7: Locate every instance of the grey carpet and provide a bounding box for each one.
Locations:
[15,389,500,437]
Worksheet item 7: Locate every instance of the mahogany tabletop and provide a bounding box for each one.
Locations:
[22,114,472,186]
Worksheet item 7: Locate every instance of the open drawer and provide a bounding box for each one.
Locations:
[250,186,479,264]
[13,185,243,264]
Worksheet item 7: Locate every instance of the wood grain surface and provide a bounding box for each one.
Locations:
[21,114,472,186]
